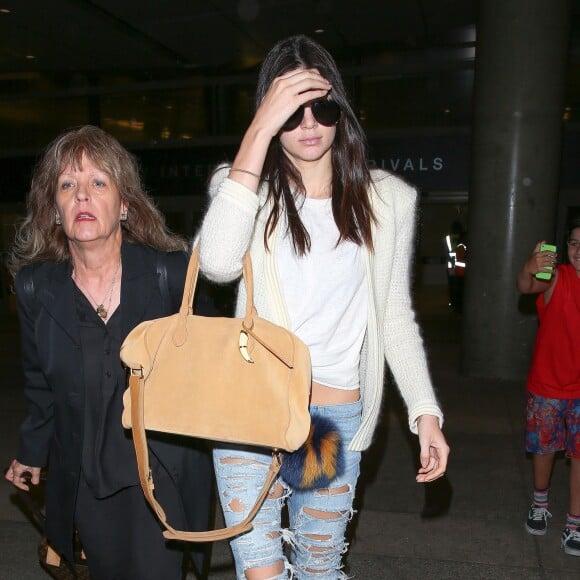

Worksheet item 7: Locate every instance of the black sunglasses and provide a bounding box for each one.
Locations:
[281,99,341,132]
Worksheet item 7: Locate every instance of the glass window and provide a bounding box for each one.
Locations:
[101,87,209,143]
[0,98,88,150]
[358,70,474,129]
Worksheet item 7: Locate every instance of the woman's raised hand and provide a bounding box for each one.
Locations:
[252,69,331,137]
[227,69,332,188]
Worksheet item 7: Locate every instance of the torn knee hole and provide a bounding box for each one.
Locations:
[303,506,344,520]
[268,482,284,499]
[304,535,331,544]
[315,483,349,496]
[228,498,245,512]
[219,457,266,466]
[244,560,285,579]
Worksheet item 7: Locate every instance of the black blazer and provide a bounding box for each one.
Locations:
[14,242,212,563]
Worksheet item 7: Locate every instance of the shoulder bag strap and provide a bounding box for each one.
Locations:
[128,371,282,542]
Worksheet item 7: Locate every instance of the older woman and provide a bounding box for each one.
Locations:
[5,125,212,580]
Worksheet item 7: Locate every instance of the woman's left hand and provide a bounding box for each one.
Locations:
[5,459,41,491]
[415,415,450,482]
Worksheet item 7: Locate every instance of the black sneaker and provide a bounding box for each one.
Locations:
[562,527,580,556]
[525,505,551,535]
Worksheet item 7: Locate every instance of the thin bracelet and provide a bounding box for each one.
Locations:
[229,167,261,180]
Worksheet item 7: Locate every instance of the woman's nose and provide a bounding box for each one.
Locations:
[75,181,89,201]
[300,106,317,129]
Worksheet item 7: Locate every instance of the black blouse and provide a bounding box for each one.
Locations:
[73,283,162,498]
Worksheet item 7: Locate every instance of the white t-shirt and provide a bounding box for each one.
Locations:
[278,196,368,390]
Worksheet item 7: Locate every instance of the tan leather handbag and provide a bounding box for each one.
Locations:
[120,245,311,542]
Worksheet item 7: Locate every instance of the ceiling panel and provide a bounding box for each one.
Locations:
[0,0,186,71]
[0,0,481,75]
[0,0,579,138]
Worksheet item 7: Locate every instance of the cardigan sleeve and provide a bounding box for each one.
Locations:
[14,268,54,467]
[380,179,444,434]
[198,164,261,283]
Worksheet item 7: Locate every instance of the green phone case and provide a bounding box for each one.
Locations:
[535,243,557,280]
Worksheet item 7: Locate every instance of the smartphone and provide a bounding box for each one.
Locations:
[535,243,557,280]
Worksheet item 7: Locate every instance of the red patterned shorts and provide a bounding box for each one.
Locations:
[525,392,580,458]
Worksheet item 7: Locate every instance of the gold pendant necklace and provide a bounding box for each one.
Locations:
[96,304,108,319]
[73,260,122,320]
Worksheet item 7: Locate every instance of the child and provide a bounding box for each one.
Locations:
[517,219,580,556]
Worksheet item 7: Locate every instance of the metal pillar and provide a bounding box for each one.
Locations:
[462,0,571,380]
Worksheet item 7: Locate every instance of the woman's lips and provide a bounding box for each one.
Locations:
[75,212,96,221]
[299,136,322,146]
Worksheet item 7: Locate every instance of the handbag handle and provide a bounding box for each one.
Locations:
[129,367,283,542]
[174,245,256,345]
[173,246,294,367]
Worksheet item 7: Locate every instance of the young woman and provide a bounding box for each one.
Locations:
[198,35,450,579]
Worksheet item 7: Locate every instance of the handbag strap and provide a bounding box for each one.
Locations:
[175,245,257,346]
[128,371,283,542]
[174,247,292,367]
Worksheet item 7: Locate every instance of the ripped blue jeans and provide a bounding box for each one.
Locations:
[213,399,362,579]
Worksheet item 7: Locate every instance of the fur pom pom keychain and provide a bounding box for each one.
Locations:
[280,414,345,490]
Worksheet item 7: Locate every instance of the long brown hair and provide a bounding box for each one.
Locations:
[256,35,375,255]
[8,125,187,275]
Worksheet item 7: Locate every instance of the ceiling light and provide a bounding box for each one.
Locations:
[114,119,144,131]
[25,55,36,60]
[314,28,325,34]
[0,8,11,14]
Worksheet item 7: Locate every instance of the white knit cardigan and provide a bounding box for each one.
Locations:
[198,165,443,451]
